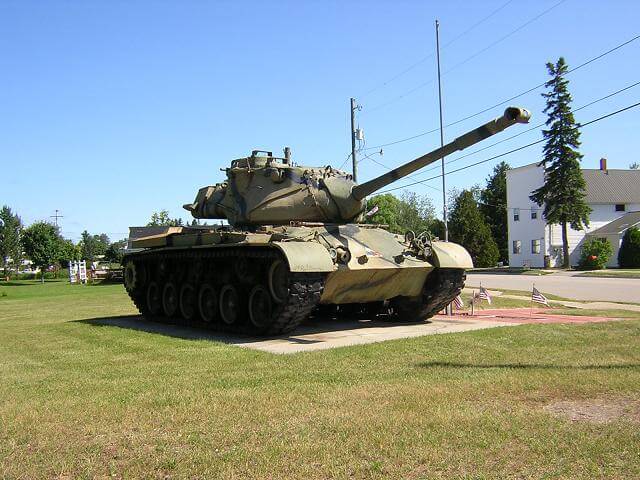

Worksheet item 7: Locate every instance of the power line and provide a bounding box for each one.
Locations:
[364,33,640,150]
[410,79,640,178]
[363,0,567,114]
[360,0,515,99]
[358,79,640,187]
[374,100,640,195]
[360,152,442,193]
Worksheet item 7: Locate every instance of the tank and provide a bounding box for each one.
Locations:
[122,107,530,335]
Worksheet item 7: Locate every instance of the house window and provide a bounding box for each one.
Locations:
[615,204,626,212]
[531,239,541,254]
[513,240,521,254]
[514,208,520,222]
[531,209,538,220]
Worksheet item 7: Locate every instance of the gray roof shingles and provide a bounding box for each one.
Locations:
[583,169,640,204]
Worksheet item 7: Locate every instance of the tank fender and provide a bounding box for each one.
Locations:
[430,241,474,269]
[273,242,336,273]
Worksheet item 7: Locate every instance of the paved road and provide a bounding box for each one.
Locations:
[465,272,640,303]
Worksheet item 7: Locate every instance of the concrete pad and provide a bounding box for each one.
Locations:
[234,316,515,354]
[89,309,623,355]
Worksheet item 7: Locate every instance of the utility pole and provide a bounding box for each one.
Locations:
[50,209,63,227]
[350,97,358,182]
[435,19,448,242]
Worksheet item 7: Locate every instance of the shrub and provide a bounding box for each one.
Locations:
[579,238,612,270]
[618,227,640,268]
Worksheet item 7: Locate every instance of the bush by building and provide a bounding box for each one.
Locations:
[578,238,612,270]
[618,227,640,268]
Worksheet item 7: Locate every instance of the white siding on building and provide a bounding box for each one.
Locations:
[506,162,640,268]
[506,164,547,267]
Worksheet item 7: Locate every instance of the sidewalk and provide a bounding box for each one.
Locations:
[462,287,640,312]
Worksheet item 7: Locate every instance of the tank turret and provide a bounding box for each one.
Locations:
[184,107,530,226]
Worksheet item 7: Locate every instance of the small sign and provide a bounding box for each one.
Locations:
[78,260,87,284]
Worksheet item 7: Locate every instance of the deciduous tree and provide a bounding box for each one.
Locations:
[530,57,590,268]
[21,222,61,283]
[79,231,109,261]
[365,192,438,235]
[147,210,183,227]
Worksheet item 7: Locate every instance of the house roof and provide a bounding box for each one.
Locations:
[588,211,640,236]
[581,169,640,204]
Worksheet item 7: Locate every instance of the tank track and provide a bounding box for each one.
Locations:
[124,248,325,336]
[393,268,466,321]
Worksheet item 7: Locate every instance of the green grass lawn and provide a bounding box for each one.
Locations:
[577,269,640,279]
[1,280,639,479]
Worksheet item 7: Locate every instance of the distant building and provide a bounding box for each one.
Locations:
[507,159,640,268]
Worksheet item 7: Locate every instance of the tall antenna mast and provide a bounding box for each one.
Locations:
[435,19,448,242]
[50,209,64,227]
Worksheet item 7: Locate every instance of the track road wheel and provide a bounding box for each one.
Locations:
[198,284,218,324]
[162,282,179,317]
[179,284,196,322]
[219,284,241,326]
[146,281,162,316]
[248,285,273,331]
[268,259,289,303]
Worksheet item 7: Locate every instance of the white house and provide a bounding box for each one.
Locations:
[507,159,640,268]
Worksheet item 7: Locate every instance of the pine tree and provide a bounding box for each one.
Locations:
[449,190,499,268]
[480,162,510,264]
[530,57,591,268]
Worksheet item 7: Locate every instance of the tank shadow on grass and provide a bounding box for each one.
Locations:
[76,313,433,344]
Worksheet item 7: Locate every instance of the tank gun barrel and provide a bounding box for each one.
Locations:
[351,107,530,201]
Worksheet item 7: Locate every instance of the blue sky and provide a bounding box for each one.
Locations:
[2,0,639,241]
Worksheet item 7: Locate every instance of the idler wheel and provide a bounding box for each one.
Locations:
[146,281,162,316]
[198,283,218,324]
[219,284,240,325]
[124,261,146,291]
[179,284,196,321]
[268,259,289,303]
[162,282,179,317]
[248,285,273,329]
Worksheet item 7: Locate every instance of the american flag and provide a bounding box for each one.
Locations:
[532,287,549,306]
[453,295,464,309]
[478,286,492,304]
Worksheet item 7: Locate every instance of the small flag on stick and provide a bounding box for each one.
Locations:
[532,286,549,306]
[453,295,464,310]
[478,286,492,304]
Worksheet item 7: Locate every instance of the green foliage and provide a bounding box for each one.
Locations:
[147,210,184,227]
[530,57,591,268]
[0,205,23,276]
[365,192,437,236]
[449,190,499,267]
[104,239,127,264]
[57,239,81,267]
[629,162,639,170]
[618,227,640,268]
[79,230,109,261]
[21,222,62,281]
[579,238,613,270]
[480,162,510,264]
